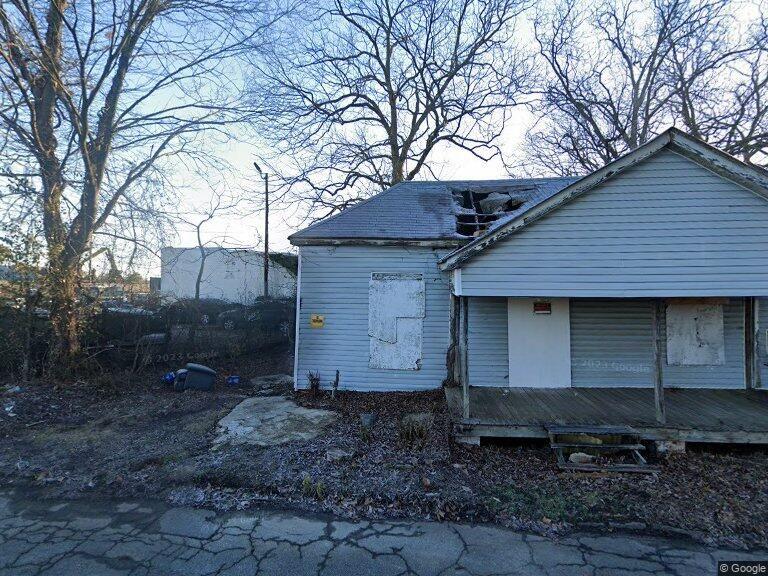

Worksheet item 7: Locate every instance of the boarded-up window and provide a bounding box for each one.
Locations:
[666,301,725,366]
[368,273,425,370]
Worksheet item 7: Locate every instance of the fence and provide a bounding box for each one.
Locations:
[0,296,296,377]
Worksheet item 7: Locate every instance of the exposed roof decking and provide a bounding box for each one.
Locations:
[440,128,768,271]
[289,178,577,245]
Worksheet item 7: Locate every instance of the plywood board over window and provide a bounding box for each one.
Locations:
[666,300,725,366]
[368,273,425,370]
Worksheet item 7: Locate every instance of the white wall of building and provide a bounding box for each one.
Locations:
[160,247,296,303]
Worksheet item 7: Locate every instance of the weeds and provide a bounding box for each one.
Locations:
[490,484,600,523]
[307,371,321,396]
[301,475,327,500]
[398,413,433,448]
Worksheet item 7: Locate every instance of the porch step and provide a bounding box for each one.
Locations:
[546,424,639,435]
[549,442,645,451]
[546,424,657,474]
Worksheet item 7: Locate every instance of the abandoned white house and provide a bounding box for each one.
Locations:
[290,128,768,444]
[160,247,296,304]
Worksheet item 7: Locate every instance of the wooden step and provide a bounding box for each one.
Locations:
[558,462,660,474]
[549,442,646,451]
[546,424,639,436]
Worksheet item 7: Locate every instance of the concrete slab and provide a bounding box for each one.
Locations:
[214,396,337,447]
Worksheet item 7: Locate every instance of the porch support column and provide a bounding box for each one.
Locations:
[448,294,459,383]
[459,296,470,420]
[651,299,666,424]
[745,297,760,390]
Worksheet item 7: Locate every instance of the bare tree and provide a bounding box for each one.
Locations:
[0,0,281,364]
[669,6,768,164]
[524,0,766,175]
[251,0,533,218]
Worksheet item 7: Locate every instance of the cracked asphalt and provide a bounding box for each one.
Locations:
[0,491,765,575]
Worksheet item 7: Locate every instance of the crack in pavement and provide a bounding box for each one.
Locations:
[0,491,764,576]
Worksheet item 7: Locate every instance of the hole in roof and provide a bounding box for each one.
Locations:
[451,186,535,237]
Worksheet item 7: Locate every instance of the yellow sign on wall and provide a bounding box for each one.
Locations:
[310,314,325,328]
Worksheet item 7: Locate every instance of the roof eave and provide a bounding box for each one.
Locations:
[290,237,469,248]
[666,128,768,198]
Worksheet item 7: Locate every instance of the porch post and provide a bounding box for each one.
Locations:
[459,296,470,419]
[651,299,666,424]
[448,295,459,383]
[745,297,760,389]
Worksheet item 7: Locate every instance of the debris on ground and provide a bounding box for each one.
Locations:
[568,452,595,464]
[1,347,767,551]
[250,374,293,396]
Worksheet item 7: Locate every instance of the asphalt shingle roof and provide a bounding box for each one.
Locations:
[289,177,579,243]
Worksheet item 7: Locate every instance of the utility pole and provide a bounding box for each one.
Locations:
[253,162,269,298]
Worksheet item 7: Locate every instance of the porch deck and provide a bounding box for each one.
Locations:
[445,386,768,443]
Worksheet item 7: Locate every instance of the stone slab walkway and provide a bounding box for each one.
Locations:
[0,491,764,575]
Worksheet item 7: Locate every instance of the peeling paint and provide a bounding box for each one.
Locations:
[666,302,725,366]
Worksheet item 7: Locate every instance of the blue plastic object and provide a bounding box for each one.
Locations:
[173,369,189,392]
[162,371,176,386]
[226,375,241,386]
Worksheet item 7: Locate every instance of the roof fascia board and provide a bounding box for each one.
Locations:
[438,131,674,271]
[667,129,768,199]
[290,237,468,248]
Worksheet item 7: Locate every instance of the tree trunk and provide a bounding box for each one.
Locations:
[47,255,81,364]
[391,156,405,184]
[187,252,207,349]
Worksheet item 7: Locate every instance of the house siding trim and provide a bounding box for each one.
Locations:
[292,248,302,391]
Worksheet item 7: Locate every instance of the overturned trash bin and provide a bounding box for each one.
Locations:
[183,363,216,391]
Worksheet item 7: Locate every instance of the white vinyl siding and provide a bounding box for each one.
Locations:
[570,299,745,389]
[467,296,746,389]
[295,245,450,391]
[458,150,768,297]
[467,297,508,387]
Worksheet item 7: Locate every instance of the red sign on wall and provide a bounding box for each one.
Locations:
[533,301,552,314]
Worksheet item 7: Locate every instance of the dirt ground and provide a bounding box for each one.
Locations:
[2,347,767,550]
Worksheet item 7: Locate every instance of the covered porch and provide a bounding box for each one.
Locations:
[438,137,768,445]
[445,386,768,444]
[446,294,767,444]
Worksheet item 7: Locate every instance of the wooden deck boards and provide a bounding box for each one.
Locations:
[445,386,768,443]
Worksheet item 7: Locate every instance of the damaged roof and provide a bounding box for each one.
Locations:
[289,177,578,245]
[439,127,768,270]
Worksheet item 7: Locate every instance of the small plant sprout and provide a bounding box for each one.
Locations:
[307,371,321,396]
